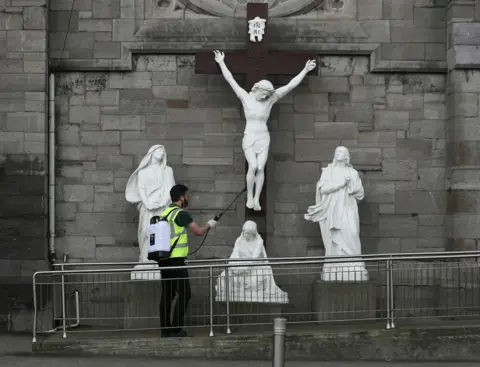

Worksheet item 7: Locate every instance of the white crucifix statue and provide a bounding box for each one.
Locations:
[213,52,315,211]
[248,16,266,42]
[194,2,318,244]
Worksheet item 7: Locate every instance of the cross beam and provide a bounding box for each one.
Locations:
[195,3,318,245]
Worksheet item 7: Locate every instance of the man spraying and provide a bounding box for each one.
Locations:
[151,184,217,337]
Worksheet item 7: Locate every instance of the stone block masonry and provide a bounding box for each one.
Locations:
[48,0,447,71]
[271,56,447,258]
[55,55,246,262]
[446,0,480,252]
[6,0,480,333]
[0,0,49,330]
[56,54,448,273]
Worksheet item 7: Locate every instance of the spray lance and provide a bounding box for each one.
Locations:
[189,187,247,256]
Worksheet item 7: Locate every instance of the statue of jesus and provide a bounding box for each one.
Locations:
[214,50,316,211]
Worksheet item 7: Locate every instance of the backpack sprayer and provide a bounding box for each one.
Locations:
[147,187,247,260]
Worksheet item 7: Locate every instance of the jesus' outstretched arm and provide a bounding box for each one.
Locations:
[213,50,249,101]
[274,59,316,100]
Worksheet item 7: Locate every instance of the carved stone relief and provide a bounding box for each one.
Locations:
[144,0,356,19]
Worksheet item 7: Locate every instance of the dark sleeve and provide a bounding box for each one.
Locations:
[174,210,193,227]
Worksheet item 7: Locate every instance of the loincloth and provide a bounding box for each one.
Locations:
[242,132,270,155]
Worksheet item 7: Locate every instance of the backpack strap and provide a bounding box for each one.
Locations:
[166,208,182,255]
[161,207,177,220]
[156,207,183,257]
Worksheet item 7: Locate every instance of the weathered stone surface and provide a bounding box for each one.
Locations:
[33,322,480,361]
[9,0,480,328]
[314,122,358,140]
[0,1,48,330]
[93,0,120,19]
[363,180,395,203]
[375,110,409,130]
[183,147,233,166]
[56,236,96,259]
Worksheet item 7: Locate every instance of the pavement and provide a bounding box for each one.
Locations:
[0,333,479,366]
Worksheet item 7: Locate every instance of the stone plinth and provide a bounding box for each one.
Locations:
[216,301,284,327]
[312,280,377,322]
[130,264,161,281]
[123,281,162,329]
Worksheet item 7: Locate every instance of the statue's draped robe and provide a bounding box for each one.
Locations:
[305,164,369,281]
[215,234,289,303]
[125,145,175,263]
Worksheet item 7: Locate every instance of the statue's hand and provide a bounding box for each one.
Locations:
[304,59,316,72]
[213,50,225,64]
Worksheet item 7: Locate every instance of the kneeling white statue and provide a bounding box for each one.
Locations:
[304,146,369,282]
[215,221,289,304]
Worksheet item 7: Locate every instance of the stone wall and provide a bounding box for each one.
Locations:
[48,0,447,72]
[445,0,480,251]
[0,0,49,329]
[271,57,447,258]
[55,54,447,262]
[55,55,247,261]
[4,0,480,331]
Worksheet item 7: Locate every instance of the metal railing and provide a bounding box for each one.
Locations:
[32,251,480,342]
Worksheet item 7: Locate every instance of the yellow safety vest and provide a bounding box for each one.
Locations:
[161,206,189,258]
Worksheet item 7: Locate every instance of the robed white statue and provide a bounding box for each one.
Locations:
[215,220,289,304]
[214,50,316,212]
[125,145,175,264]
[304,146,369,282]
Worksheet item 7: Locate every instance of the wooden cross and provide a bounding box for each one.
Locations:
[195,3,317,245]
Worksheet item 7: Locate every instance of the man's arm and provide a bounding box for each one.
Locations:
[274,59,316,100]
[175,210,217,236]
[187,222,211,236]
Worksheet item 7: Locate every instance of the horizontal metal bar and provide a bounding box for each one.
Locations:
[36,252,480,278]
[51,250,480,268]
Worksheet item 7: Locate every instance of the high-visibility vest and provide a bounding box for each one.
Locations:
[160,206,189,258]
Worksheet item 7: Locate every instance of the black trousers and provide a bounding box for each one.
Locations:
[158,257,191,332]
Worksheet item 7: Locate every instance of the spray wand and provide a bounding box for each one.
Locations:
[189,187,247,255]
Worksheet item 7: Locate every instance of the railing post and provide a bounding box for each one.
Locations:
[32,274,37,343]
[386,259,391,329]
[209,266,214,337]
[389,259,395,329]
[225,265,231,334]
[61,264,67,338]
[272,317,286,367]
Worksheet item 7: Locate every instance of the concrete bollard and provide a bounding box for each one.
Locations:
[272,317,286,367]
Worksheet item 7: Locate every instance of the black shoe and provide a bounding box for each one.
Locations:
[161,330,173,337]
[173,330,188,337]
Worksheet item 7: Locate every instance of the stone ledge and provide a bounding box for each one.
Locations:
[447,45,480,70]
[33,322,480,361]
[49,41,451,73]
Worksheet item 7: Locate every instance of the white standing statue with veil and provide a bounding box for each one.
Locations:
[214,50,316,211]
[125,145,175,279]
[304,146,369,282]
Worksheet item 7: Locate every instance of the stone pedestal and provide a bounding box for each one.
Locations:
[123,281,162,329]
[312,280,376,322]
[216,301,284,327]
[130,263,161,281]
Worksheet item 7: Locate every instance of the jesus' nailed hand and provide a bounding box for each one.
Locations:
[213,50,316,212]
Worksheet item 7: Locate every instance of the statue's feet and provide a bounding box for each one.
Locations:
[246,197,254,209]
[253,200,262,211]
